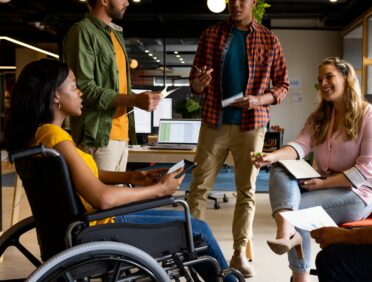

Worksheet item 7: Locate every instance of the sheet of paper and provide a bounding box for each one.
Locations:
[161,87,180,98]
[131,89,151,94]
[222,92,244,107]
[167,160,185,174]
[280,206,337,231]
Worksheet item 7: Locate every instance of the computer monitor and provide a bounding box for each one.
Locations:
[133,108,152,134]
[153,98,172,127]
[157,119,201,144]
[131,89,153,134]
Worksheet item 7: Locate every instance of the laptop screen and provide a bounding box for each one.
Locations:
[157,119,201,144]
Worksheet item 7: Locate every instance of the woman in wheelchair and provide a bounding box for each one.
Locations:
[5,59,237,282]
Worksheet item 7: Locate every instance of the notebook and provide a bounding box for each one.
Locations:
[278,159,321,180]
[150,119,201,150]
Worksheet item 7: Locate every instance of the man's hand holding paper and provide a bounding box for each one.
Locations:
[221,92,244,108]
[129,90,161,112]
[231,95,262,109]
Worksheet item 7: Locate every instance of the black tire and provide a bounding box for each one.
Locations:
[26,241,170,282]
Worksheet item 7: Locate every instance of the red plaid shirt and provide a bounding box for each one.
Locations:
[190,19,289,130]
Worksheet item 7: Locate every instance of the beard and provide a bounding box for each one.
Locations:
[107,0,125,20]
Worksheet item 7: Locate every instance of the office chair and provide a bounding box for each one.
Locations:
[2,146,244,281]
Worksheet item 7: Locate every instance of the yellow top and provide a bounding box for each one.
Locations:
[109,31,129,141]
[34,124,114,224]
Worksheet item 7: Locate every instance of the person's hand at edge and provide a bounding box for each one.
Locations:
[310,227,350,249]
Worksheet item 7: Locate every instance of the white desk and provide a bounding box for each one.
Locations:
[128,146,234,166]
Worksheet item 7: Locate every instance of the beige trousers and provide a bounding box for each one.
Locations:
[94,140,129,172]
[187,123,266,251]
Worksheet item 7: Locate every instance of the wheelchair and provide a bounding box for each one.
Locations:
[0,146,244,281]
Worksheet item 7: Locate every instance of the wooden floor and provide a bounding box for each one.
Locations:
[0,180,320,281]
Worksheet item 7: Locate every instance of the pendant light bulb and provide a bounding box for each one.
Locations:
[207,0,226,13]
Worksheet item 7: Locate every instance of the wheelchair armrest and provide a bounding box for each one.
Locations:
[82,196,178,222]
[77,196,196,255]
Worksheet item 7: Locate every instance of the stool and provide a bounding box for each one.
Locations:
[338,214,372,228]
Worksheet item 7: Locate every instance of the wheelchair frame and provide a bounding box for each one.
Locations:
[1,146,244,282]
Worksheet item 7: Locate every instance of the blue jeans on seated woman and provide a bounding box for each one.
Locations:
[115,209,236,282]
[269,166,372,273]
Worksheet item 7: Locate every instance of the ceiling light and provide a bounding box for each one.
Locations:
[133,0,141,2]
[148,53,153,57]
[207,0,226,13]
[174,51,178,54]
[129,59,138,69]
[176,54,180,57]
[0,66,16,70]
[0,36,59,58]
[329,0,338,2]
[145,49,149,53]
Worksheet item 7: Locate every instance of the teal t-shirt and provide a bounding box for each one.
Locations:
[222,28,249,124]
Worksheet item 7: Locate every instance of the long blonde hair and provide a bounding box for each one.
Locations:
[312,57,368,145]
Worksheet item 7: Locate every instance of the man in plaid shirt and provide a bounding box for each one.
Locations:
[187,0,289,277]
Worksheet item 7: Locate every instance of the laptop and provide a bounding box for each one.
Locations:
[150,119,201,150]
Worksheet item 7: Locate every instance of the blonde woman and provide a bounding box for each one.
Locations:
[252,57,372,282]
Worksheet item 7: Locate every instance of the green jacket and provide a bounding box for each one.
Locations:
[63,15,136,147]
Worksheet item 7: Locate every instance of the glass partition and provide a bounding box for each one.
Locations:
[342,9,372,99]
[368,16,372,58]
[126,37,202,134]
[367,16,372,99]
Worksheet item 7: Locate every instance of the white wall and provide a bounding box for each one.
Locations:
[270,30,341,144]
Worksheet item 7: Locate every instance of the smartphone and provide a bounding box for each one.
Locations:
[167,159,198,179]
[175,160,198,178]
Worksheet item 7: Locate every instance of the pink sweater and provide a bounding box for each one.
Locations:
[288,105,372,204]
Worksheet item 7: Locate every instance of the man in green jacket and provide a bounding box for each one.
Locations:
[64,0,161,172]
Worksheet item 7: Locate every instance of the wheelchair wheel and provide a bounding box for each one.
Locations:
[26,241,170,282]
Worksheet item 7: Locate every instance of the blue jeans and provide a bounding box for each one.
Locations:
[115,210,236,282]
[316,244,372,281]
[269,166,372,273]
